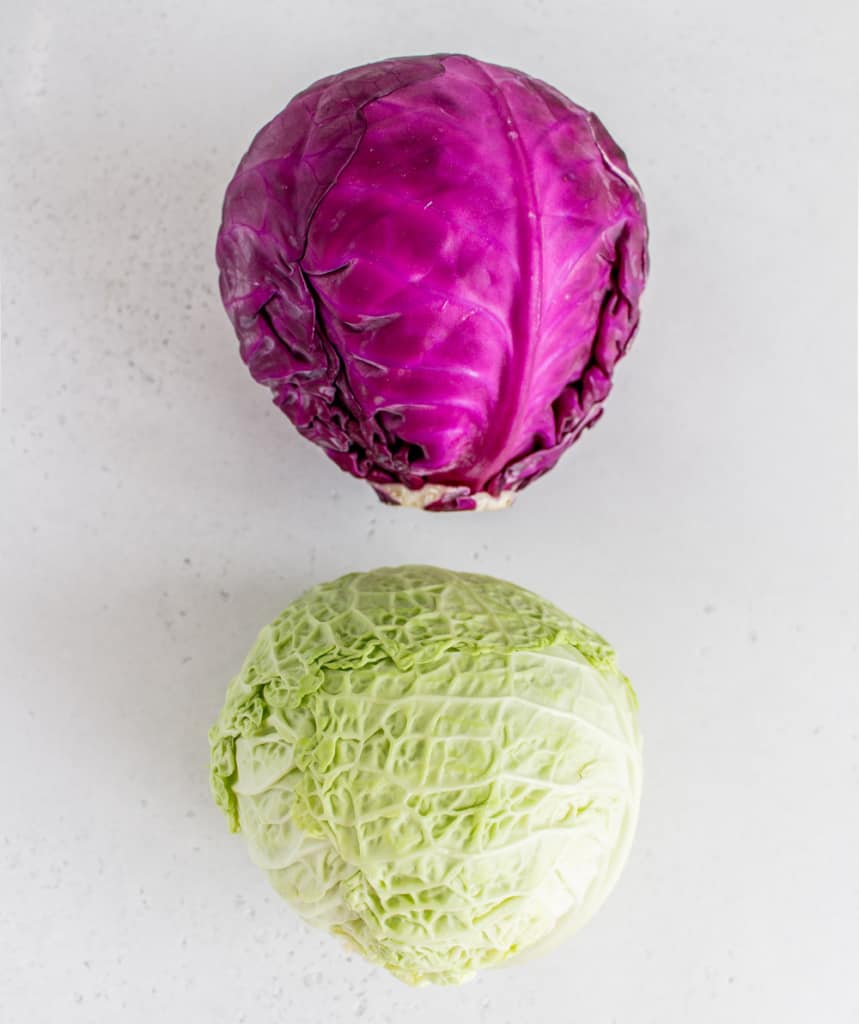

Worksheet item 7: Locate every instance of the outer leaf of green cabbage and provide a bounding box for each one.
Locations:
[209,566,641,985]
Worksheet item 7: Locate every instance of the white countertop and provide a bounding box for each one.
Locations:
[1,2,857,1021]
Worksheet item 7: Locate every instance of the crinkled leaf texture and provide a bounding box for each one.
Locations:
[216,54,648,510]
[209,566,642,985]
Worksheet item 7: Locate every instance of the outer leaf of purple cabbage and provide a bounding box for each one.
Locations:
[216,54,648,510]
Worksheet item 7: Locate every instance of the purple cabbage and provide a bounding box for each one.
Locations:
[216,54,648,511]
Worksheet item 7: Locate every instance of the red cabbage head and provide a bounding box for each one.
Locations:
[216,54,648,511]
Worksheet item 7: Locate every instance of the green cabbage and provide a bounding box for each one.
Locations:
[209,566,641,985]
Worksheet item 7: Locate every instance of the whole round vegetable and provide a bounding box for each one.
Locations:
[216,54,648,511]
[209,566,642,984]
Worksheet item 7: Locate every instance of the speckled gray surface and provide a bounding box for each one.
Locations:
[1,2,857,1022]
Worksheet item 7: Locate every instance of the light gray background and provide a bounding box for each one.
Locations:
[1,1,857,1021]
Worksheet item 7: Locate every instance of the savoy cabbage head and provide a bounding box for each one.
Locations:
[209,566,642,985]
